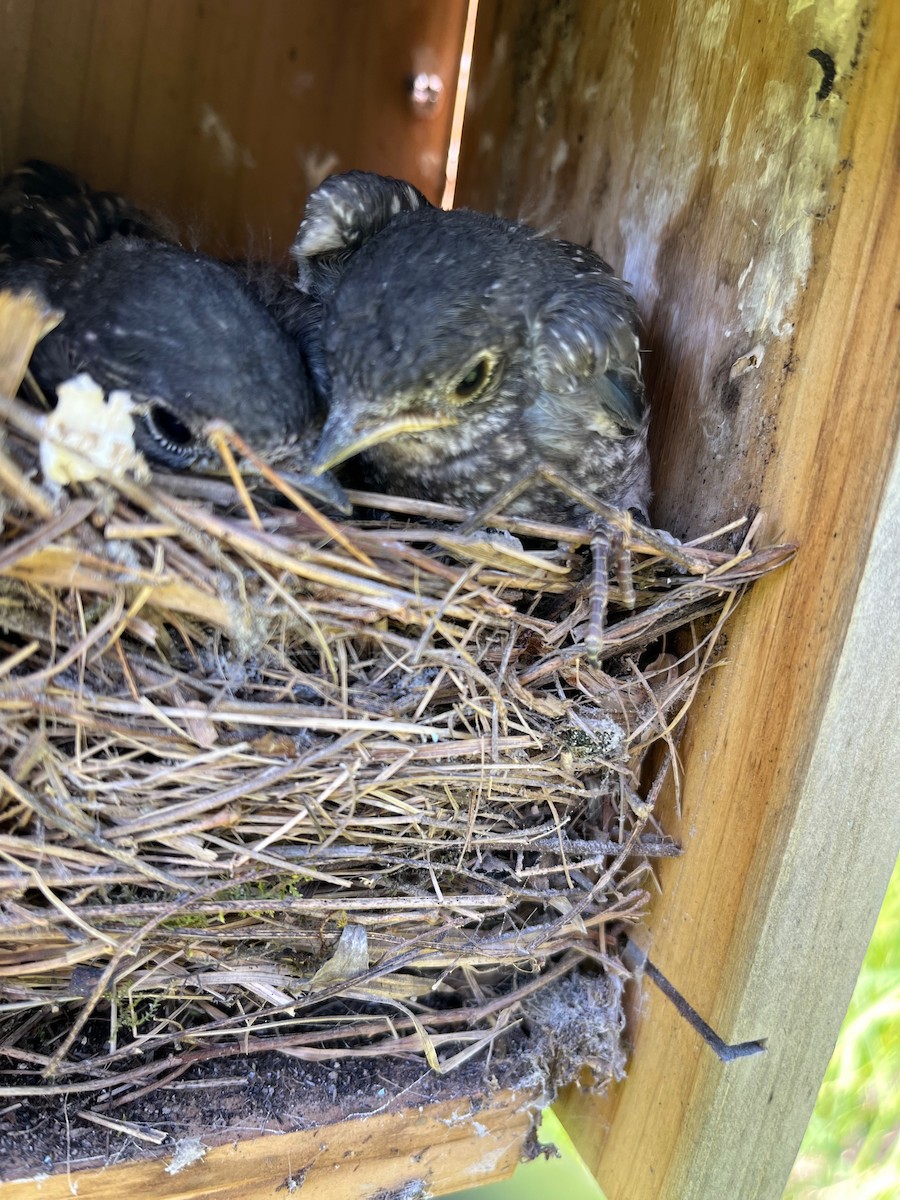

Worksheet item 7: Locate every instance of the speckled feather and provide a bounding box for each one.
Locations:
[294,172,651,524]
[0,159,169,265]
[294,171,430,300]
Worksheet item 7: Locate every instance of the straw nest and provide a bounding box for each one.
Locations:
[0,291,795,1109]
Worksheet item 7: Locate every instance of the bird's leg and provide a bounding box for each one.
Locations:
[456,466,543,535]
[537,467,704,573]
[614,512,637,610]
[585,520,635,661]
[586,529,611,661]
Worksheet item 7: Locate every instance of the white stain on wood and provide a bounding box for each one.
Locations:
[300,147,340,190]
[595,0,852,349]
[550,139,569,175]
[732,76,842,338]
[199,104,256,171]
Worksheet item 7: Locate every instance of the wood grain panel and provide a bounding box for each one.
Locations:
[0,0,468,256]
[125,0,204,222]
[14,0,95,168]
[0,0,36,169]
[74,0,151,189]
[458,1,900,1197]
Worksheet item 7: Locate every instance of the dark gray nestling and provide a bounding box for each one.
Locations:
[292,170,651,527]
[0,160,345,509]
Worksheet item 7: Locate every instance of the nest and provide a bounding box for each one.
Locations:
[0,293,795,1118]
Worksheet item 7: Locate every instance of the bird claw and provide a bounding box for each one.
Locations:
[613,534,637,609]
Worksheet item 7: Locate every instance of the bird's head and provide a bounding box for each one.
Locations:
[24,239,347,507]
[305,206,546,478]
[293,172,646,495]
[309,335,514,479]
[69,241,314,462]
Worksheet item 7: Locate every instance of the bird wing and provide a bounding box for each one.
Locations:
[292,171,432,299]
[529,257,645,436]
[0,159,168,266]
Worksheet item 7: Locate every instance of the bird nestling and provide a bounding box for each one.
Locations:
[0,160,345,509]
[0,159,169,264]
[293,171,650,524]
[293,171,652,645]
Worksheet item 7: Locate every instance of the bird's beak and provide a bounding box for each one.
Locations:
[310,412,457,475]
[279,467,352,514]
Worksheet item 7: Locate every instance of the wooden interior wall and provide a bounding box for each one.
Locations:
[0,0,468,258]
[456,2,899,1198]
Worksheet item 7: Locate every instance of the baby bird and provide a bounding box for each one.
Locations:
[293,171,651,525]
[0,158,168,264]
[0,160,344,506]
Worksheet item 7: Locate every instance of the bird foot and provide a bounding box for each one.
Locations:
[584,527,636,661]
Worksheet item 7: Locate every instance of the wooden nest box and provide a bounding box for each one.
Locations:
[0,1,897,1198]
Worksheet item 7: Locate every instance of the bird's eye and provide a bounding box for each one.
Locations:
[452,354,495,403]
[144,404,194,454]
